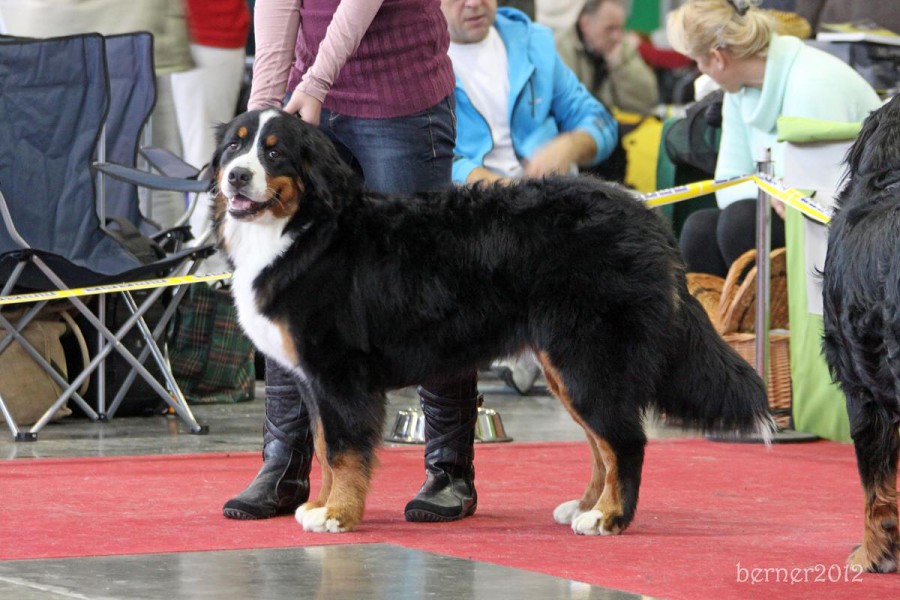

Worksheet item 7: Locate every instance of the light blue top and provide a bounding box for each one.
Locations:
[450,8,618,184]
[715,34,882,207]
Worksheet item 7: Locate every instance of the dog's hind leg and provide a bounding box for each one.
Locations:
[542,363,604,523]
[552,433,605,525]
[846,397,900,573]
[539,352,645,535]
[569,425,644,536]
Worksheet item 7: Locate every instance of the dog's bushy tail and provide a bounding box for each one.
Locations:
[655,292,774,441]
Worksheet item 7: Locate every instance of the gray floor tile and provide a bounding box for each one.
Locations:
[0,545,648,600]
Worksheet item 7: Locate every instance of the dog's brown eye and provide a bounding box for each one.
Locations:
[227,141,239,151]
[267,149,281,160]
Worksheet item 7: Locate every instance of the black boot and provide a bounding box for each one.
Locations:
[404,383,481,522]
[223,359,313,519]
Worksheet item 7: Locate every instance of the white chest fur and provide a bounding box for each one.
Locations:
[224,216,299,372]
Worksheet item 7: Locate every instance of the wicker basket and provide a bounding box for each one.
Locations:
[722,332,792,429]
[686,248,793,428]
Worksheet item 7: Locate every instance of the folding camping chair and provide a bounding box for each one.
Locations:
[0,33,213,441]
[92,32,217,419]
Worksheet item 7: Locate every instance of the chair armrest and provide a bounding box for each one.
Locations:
[93,162,210,194]
[140,146,201,180]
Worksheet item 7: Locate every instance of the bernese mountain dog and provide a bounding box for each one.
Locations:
[823,95,900,573]
[211,109,773,535]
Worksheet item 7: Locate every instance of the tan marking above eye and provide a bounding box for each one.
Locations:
[266,135,278,147]
[237,126,248,139]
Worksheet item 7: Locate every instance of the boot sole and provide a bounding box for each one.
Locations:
[223,507,269,520]
[222,503,302,520]
[404,505,477,523]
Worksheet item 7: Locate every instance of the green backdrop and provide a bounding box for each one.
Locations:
[627,0,662,33]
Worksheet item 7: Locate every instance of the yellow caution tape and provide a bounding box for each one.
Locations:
[640,174,833,225]
[640,175,755,209]
[751,174,833,225]
[0,272,232,307]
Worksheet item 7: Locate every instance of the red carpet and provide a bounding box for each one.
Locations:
[0,439,895,598]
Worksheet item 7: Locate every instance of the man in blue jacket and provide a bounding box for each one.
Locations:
[442,0,618,185]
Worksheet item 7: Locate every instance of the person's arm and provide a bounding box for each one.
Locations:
[524,131,597,178]
[714,92,757,208]
[540,51,618,168]
[465,166,511,185]
[248,0,301,110]
[284,0,384,124]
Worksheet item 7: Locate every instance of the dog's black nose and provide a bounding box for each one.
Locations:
[228,167,252,188]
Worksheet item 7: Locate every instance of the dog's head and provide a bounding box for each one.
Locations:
[210,109,360,227]
[844,95,900,192]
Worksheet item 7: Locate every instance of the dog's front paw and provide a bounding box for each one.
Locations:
[553,499,584,525]
[848,543,899,573]
[295,504,350,533]
[571,509,625,536]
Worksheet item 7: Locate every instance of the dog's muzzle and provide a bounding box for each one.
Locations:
[227,193,279,219]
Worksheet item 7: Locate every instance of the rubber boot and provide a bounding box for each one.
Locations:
[404,384,481,522]
[223,359,313,519]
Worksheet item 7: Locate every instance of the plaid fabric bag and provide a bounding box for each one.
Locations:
[169,283,256,404]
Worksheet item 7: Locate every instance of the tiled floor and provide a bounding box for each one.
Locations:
[0,371,687,598]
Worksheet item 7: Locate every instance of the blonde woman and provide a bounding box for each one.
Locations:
[666,0,880,277]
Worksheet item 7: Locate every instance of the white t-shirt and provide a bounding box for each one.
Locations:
[448,27,524,180]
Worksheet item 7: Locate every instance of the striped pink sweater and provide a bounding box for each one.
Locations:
[250,0,454,119]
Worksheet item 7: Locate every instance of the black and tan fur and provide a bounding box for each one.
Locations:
[212,109,772,535]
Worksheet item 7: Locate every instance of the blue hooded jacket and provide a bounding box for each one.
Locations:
[451,8,618,184]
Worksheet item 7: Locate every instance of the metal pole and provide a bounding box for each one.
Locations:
[754,150,773,388]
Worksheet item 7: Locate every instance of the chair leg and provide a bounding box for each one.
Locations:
[91,289,205,432]
[0,302,99,440]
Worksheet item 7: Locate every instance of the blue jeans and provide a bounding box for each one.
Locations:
[318,95,456,195]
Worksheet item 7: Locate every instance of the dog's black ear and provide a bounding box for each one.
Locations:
[290,118,362,212]
[846,98,900,188]
[209,121,230,176]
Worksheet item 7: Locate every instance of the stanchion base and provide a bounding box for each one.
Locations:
[707,428,819,444]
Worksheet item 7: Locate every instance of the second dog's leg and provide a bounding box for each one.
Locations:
[847,399,899,573]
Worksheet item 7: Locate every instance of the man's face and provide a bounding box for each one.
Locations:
[440,0,497,44]
[579,1,626,56]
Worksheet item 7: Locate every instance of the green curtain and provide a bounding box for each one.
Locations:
[627,0,661,33]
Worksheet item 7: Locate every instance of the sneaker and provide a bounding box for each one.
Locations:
[492,351,541,395]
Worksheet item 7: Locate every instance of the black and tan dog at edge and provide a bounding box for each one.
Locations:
[823,94,900,574]
[210,108,774,536]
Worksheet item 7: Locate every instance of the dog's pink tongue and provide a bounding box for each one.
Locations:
[230,195,253,211]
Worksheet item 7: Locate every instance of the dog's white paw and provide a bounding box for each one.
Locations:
[571,509,618,536]
[295,505,347,533]
[553,499,584,525]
